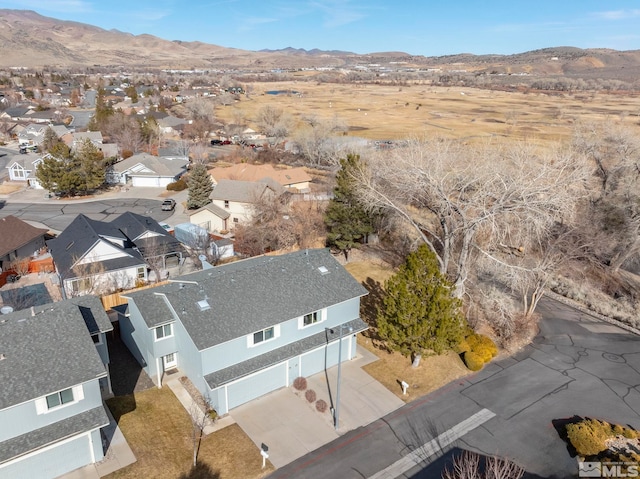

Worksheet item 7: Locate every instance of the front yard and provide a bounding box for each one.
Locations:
[105,388,273,479]
[345,258,472,403]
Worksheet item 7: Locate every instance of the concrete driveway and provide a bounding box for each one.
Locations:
[230,346,404,468]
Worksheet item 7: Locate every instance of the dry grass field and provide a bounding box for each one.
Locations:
[218,81,640,143]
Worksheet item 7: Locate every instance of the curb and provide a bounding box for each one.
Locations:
[546,290,640,336]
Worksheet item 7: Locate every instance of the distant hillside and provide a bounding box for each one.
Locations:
[1,9,640,80]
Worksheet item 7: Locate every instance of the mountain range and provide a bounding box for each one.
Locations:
[2,9,640,80]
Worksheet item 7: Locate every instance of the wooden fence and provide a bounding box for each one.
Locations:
[101,281,169,310]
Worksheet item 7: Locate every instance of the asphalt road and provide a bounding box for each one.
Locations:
[269,297,640,479]
[0,199,173,232]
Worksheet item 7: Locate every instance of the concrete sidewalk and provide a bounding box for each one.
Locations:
[230,345,405,468]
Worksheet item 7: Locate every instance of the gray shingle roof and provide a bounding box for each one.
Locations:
[189,202,230,220]
[205,318,368,388]
[63,295,113,335]
[0,215,48,258]
[112,153,188,178]
[210,178,284,203]
[0,299,108,410]
[0,406,109,464]
[47,213,156,279]
[125,248,368,350]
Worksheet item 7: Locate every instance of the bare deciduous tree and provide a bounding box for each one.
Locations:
[572,121,640,271]
[255,105,293,148]
[442,450,524,479]
[292,115,350,167]
[354,138,588,298]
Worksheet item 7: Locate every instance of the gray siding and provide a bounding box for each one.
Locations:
[0,432,95,479]
[0,380,103,442]
[200,297,361,376]
[226,363,287,410]
[120,301,154,379]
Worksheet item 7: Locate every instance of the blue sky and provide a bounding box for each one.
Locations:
[4,0,640,56]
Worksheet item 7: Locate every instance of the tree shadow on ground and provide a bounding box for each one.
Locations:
[360,276,392,353]
[551,415,584,458]
[178,461,220,479]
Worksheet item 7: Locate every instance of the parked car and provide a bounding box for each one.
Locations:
[210,139,222,146]
[161,199,176,211]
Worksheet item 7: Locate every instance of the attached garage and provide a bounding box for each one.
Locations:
[0,432,96,479]
[130,175,174,187]
[225,363,287,410]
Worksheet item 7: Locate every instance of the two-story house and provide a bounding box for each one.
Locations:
[190,178,286,232]
[120,248,368,415]
[0,296,113,479]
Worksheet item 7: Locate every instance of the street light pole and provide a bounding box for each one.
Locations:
[334,324,352,431]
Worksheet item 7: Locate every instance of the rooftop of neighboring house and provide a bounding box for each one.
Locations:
[210,178,284,203]
[111,152,188,177]
[0,215,48,258]
[0,296,109,410]
[208,163,311,187]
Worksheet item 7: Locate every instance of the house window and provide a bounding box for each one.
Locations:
[224,200,230,208]
[299,309,326,328]
[233,217,239,223]
[92,333,101,344]
[155,323,173,340]
[70,278,92,293]
[137,266,146,279]
[252,326,275,345]
[46,388,74,409]
[13,168,25,179]
[303,311,319,326]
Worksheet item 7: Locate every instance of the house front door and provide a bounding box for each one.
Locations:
[163,353,177,370]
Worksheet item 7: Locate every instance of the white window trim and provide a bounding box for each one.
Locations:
[35,385,84,414]
[154,323,174,341]
[298,308,327,329]
[247,325,280,347]
[163,352,177,369]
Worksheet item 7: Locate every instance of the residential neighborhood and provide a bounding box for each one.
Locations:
[0,25,639,479]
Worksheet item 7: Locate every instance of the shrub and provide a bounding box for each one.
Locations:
[305,389,317,403]
[208,409,218,421]
[566,419,612,456]
[455,339,471,354]
[167,179,187,191]
[293,377,307,391]
[316,399,328,413]
[463,351,484,371]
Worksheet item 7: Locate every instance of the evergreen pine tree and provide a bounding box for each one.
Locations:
[187,164,213,209]
[377,244,466,366]
[324,154,376,260]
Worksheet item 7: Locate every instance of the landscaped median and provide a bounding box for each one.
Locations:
[105,388,273,479]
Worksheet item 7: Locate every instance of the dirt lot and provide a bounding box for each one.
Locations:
[216,82,640,143]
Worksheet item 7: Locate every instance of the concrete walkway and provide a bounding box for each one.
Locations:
[230,346,405,468]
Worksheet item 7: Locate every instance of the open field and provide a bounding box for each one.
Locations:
[217,81,640,142]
